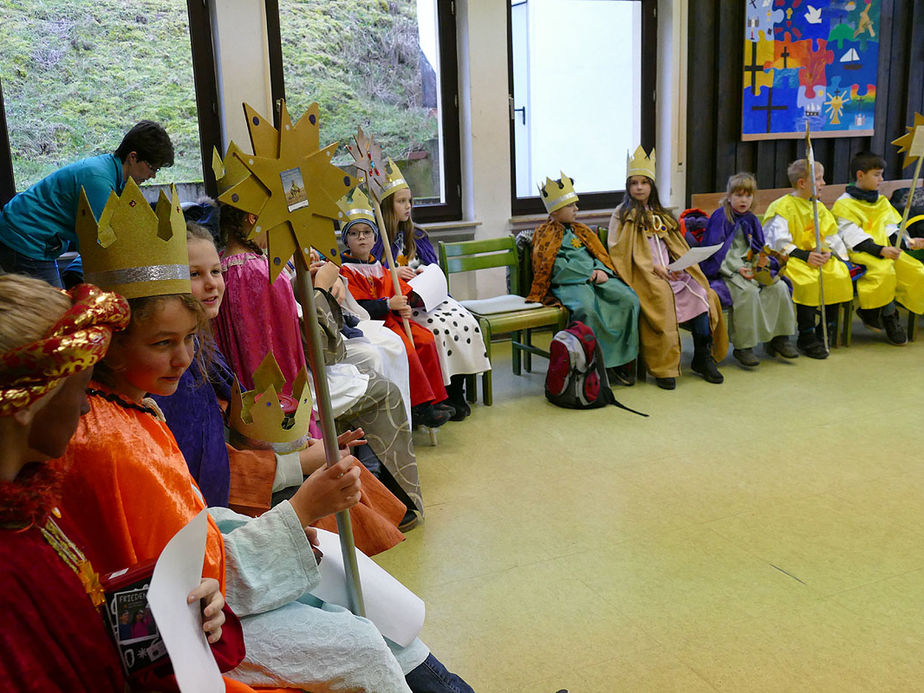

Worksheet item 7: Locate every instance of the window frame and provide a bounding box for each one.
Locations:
[0,0,223,204]
[506,0,658,216]
[264,0,462,222]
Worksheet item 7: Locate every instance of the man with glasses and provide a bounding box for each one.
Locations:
[0,120,173,286]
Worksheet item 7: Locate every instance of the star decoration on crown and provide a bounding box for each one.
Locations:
[218,101,357,281]
[346,126,388,201]
[892,112,924,169]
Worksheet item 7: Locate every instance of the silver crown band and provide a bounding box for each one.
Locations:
[85,264,190,287]
[546,190,578,208]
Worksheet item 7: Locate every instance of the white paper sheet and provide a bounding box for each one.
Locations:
[666,243,723,272]
[407,263,448,311]
[147,510,224,693]
[310,528,425,647]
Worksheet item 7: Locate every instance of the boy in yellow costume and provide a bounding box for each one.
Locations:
[763,159,853,358]
[832,151,924,345]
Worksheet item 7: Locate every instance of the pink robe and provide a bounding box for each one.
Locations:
[213,251,306,392]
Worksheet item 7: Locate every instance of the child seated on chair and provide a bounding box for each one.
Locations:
[701,172,798,367]
[832,151,924,345]
[372,160,490,418]
[526,172,641,386]
[337,188,452,429]
[608,147,727,390]
[763,159,854,359]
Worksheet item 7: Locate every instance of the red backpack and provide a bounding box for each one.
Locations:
[545,321,646,416]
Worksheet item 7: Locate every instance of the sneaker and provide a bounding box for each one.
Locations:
[733,347,760,367]
[882,311,908,345]
[398,509,420,532]
[857,307,882,331]
[655,377,676,390]
[767,335,799,359]
[797,332,829,359]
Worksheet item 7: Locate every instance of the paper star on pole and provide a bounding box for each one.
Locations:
[217,101,357,281]
[892,112,924,169]
[346,126,388,201]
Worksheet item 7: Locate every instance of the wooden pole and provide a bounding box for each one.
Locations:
[893,156,923,249]
[370,195,415,344]
[805,123,828,351]
[293,253,365,617]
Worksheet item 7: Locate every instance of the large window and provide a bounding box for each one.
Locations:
[508,0,656,215]
[0,0,221,204]
[266,0,461,222]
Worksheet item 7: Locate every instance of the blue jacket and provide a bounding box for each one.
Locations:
[0,153,124,260]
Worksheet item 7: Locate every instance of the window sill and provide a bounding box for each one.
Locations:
[419,219,482,242]
[510,208,617,233]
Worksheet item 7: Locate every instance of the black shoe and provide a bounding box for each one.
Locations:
[655,377,676,390]
[398,509,420,532]
[411,403,451,428]
[608,363,635,387]
[691,355,724,383]
[435,400,457,419]
[733,347,760,367]
[691,333,724,383]
[446,397,470,421]
[857,307,882,331]
[797,332,829,359]
[767,335,799,359]
[882,310,908,345]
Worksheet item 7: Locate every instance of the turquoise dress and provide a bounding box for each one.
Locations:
[550,225,641,367]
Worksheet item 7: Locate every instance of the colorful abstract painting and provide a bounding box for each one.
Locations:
[742,0,880,141]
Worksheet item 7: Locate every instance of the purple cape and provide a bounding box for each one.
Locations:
[700,208,773,307]
[151,347,234,508]
[371,226,439,267]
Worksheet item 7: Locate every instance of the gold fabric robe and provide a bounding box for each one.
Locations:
[608,207,728,377]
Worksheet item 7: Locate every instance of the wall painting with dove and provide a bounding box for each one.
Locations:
[741,0,880,141]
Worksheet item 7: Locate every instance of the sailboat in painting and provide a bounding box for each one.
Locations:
[840,47,862,71]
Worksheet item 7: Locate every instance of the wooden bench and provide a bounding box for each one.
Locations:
[690,179,914,217]
[691,178,919,343]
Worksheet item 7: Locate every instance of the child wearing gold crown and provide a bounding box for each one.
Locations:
[762,159,854,358]
[57,180,472,692]
[337,187,454,427]
[608,147,728,389]
[702,173,798,367]
[372,159,491,417]
[527,172,641,384]
[150,222,409,554]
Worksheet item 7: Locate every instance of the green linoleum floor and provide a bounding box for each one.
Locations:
[374,317,924,692]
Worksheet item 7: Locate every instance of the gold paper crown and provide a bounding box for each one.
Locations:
[380,158,409,199]
[76,179,189,299]
[538,172,578,213]
[228,352,313,453]
[212,142,253,195]
[626,146,656,181]
[336,187,376,225]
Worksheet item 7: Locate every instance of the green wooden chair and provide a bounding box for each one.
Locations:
[438,237,569,405]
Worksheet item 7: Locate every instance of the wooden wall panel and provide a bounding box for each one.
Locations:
[685,0,924,203]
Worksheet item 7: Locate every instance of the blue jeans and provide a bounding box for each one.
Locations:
[0,243,63,287]
[405,654,475,693]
